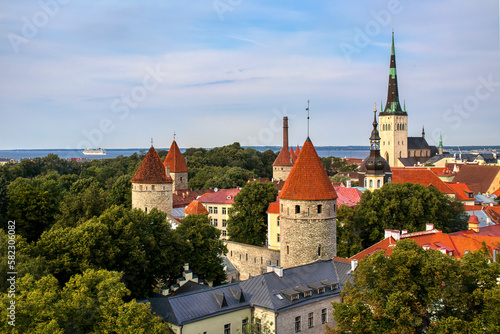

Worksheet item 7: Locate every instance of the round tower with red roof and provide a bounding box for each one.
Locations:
[278,137,338,268]
[131,145,173,216]
[163,140,189,191]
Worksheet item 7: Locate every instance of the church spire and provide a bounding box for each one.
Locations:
[370,103,381,151]
[422,125,425,138]
[382,30,405,115]
[439,132,443,155]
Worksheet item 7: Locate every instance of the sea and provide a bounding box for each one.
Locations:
[0,147,371,161]
[0,146,498,162]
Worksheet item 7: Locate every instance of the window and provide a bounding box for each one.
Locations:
[295,316,301,332]
[321,308,327,324]
[145,207,147,213]
[214,207,218,214]
[222,219,227,227]
[277,234,280,242]
[209,207,213,214]
[210,218,213,225]
[151,185,155,190]
[281,204,283,212]
[317,205,322,214]
[369,179,373,188]
[214,219,218,227]
[308,312,314,328]
[287,245,289,254]
[224,323,231,334]
[256,318,261,333]
[242,318,248,333]
[222,207,226,215]
[277,217,280,226]
[295,205,300,214]
[222,230,227,237]
[377,180,381,188]
[318,244,322,256]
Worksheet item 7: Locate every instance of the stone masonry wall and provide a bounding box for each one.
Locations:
[225,241,280,280]
[276,295,341,333]
[132,182,173,216]
[171,171,188,191]
[279,198,336,269]
[273,166,292,181]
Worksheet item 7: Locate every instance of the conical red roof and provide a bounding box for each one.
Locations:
[184,200,209,215]
[132,146,172,184]
[279,138,337,200]
[273,147,294,166]
[295,145,300,156]
[468,213,480,225]
[289,148,297,163]
[164,140,188,173]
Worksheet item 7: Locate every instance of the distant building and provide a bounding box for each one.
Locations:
[197,188,241,239]
[452,165,500,195]
[131,145,173,216]
[391,168,456,198]
[378,32,437,167]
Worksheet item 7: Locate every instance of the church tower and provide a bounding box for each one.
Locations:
[379,31,408,167]
[272,117,294,181]
[359,105,392,191]
[132,145,173,216]
[163,139,189,191]
[278,137,337,269]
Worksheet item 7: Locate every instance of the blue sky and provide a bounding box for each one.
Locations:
[1,0,499,150]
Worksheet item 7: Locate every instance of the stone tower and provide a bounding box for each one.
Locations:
[379,31,408,167]
[359,106,392,191]
[132,145,173,216]
[272,117,294,181]
[163,140,189,191]
[278,137,338,269]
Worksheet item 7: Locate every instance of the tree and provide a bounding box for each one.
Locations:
[336,205,364,258]
[34,206,184,298]
[0,269,170,333]
[328,239,500,334]
[108,174,132,207]
[56,177,107,227]
[226,181,278,246]
[0,176,8,228]
[175,214,227,284]
[330,174,350,186]
[338,183,468,254]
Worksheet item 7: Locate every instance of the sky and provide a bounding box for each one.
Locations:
[0,0,499,150]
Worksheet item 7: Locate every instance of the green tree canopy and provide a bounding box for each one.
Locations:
[226,181,278,246]
[329,239,500,334]
[33,206,184,298]
[175,214,228,284]
[0,269,170,333]
[336,182,468,257]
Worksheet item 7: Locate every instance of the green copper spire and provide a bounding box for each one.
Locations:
[381,30,406,115]
[439,132,443,148]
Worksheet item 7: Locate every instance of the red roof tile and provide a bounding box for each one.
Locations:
[184,200,209,215]
[391,169,455,194]
[295,145,300,156]
[484,206,500,224]
[267,200,280,214]
[273,146,294,166]
[289,148,297,163]
[464,205,486,212]
[279,138,338,201]
[493,188,500,197]
[131,146,172,184]
[334,186,362,207]
[446,182,474,201]
[163,140,188,173]
[197,188,241,205]
[453,165,500,194]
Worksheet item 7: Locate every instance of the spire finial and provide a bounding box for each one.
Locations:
[422,125,425,138]
[173,132,176,141]
[151,137,154,147]
[306,99,310,138]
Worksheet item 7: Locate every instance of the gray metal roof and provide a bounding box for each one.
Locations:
[333,260,353,287]
[408,137,430,150]
[145,260,344,325]
[172,207,186,219]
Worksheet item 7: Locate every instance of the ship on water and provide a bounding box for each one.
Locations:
[83,148,106,155]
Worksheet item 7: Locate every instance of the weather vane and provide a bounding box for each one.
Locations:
[306,99,310,137]
[151,137,153,147]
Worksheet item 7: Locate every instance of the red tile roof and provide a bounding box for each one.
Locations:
[279,138,338,201]
[163,140,188,173]
[173,189,215,208]
[493,188,500,197]
[295,145,300,157]
[197,188,241,205]
[453,165,500,194]
[464,205,486,212]
[446,182,474,201]
[334,186,362,207]
[484,206,500,224]
[184,200,209,215]
[267,200,280,214]
[391,169,455,194]
[273,147,294,166]
[131,146,172,184]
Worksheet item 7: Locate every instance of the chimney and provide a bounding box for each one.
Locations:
[346,179,352,188]
[384,229,393,239]
[283,116,289,150]
[274,266,283,277]
[402,230,408,235]
[487,218,492,226]
[267,265,275,273]
[351,259,358,272]
[426,223,434,231]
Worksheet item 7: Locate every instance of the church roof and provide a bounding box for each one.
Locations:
[279,138,337,201]
[380,31,406,116]
[273,146,294,166]
[407,137,430,150]
[132,146,172,184]
[184,200,209,215]
[164,140,188,173]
